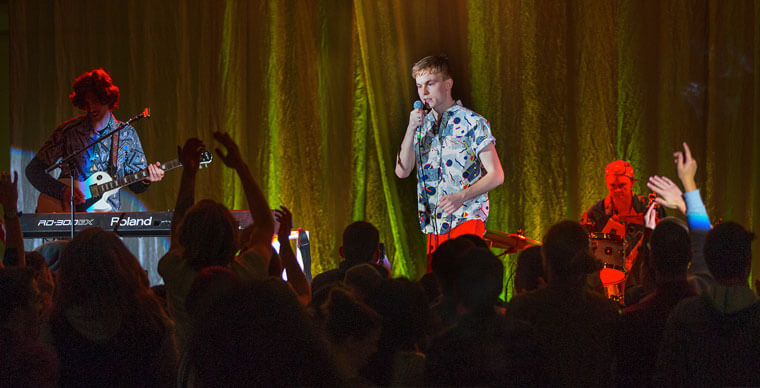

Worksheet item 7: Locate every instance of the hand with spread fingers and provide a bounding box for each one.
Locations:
[212,131,274,263]
[647,175,686,215]
[213,131,245,170]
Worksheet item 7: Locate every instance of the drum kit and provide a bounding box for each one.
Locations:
[486,221,635,305]
[586,214,645,305]
[588,232,627,304]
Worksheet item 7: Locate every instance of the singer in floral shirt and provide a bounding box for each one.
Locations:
[395,55,504,271]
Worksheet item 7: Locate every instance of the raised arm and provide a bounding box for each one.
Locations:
[170,138,206,251]
[213,132,274,261]
[671,142,709,228]
[647,142,712,294]
[675,142,698,193]
[274,206,311,304]
[673,142,713,294]
[1,171,24,268]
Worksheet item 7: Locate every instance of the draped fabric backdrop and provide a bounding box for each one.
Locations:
[9,0,760,295]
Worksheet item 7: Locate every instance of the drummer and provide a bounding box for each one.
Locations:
[581,160,666,272]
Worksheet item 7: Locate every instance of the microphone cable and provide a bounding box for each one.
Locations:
[413,101,441,251]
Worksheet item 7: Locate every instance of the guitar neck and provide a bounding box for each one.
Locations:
[98,159,182,192]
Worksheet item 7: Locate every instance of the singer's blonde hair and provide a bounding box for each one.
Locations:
[411,54,452,80]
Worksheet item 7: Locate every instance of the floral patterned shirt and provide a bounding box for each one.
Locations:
[413,104,496,235]
[29,113,148,211]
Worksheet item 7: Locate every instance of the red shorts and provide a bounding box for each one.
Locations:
[426,219,486,273]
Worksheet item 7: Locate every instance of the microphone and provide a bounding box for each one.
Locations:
[126,107,151,125]
[414,100,431,113]
[413,101,425,139]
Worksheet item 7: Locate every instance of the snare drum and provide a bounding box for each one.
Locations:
[589,232,626,285]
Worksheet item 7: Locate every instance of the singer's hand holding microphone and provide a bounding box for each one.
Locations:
[408,100,427,130]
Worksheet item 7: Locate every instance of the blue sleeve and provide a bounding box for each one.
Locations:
[119,126,151,194]
[683,189,714,295]
[118,126,148,175]
[683,190,710,231]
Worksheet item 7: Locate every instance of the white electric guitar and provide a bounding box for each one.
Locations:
[36,150,213,213]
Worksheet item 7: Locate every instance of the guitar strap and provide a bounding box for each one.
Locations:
[109,124,120,177]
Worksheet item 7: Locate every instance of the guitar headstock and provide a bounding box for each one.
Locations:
[199,150,213,169]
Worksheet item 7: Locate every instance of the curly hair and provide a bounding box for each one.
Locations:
[69,68,120,110]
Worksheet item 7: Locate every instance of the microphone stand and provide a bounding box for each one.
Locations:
[44,108,151,239]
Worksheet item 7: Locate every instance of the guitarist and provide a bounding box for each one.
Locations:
[26,68,164,212]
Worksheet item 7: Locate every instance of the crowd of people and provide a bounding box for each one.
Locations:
[1,135,759,387]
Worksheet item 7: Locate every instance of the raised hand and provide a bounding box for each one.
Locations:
[674,142,697,192]
[272,205,310,303]
[0,171,19,211]
[170,138,206,248]
[647,175,686,215]
[273,206,293,243]
[213,132,245,170]
[177,138,206,172]
[643,201,658,230]
[1,171,25,267]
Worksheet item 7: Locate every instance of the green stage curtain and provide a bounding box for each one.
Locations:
[10,0,760,297]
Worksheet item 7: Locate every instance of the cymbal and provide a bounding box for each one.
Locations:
[484,230,541,253]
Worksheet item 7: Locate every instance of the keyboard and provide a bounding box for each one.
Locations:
[20,211,253,238]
